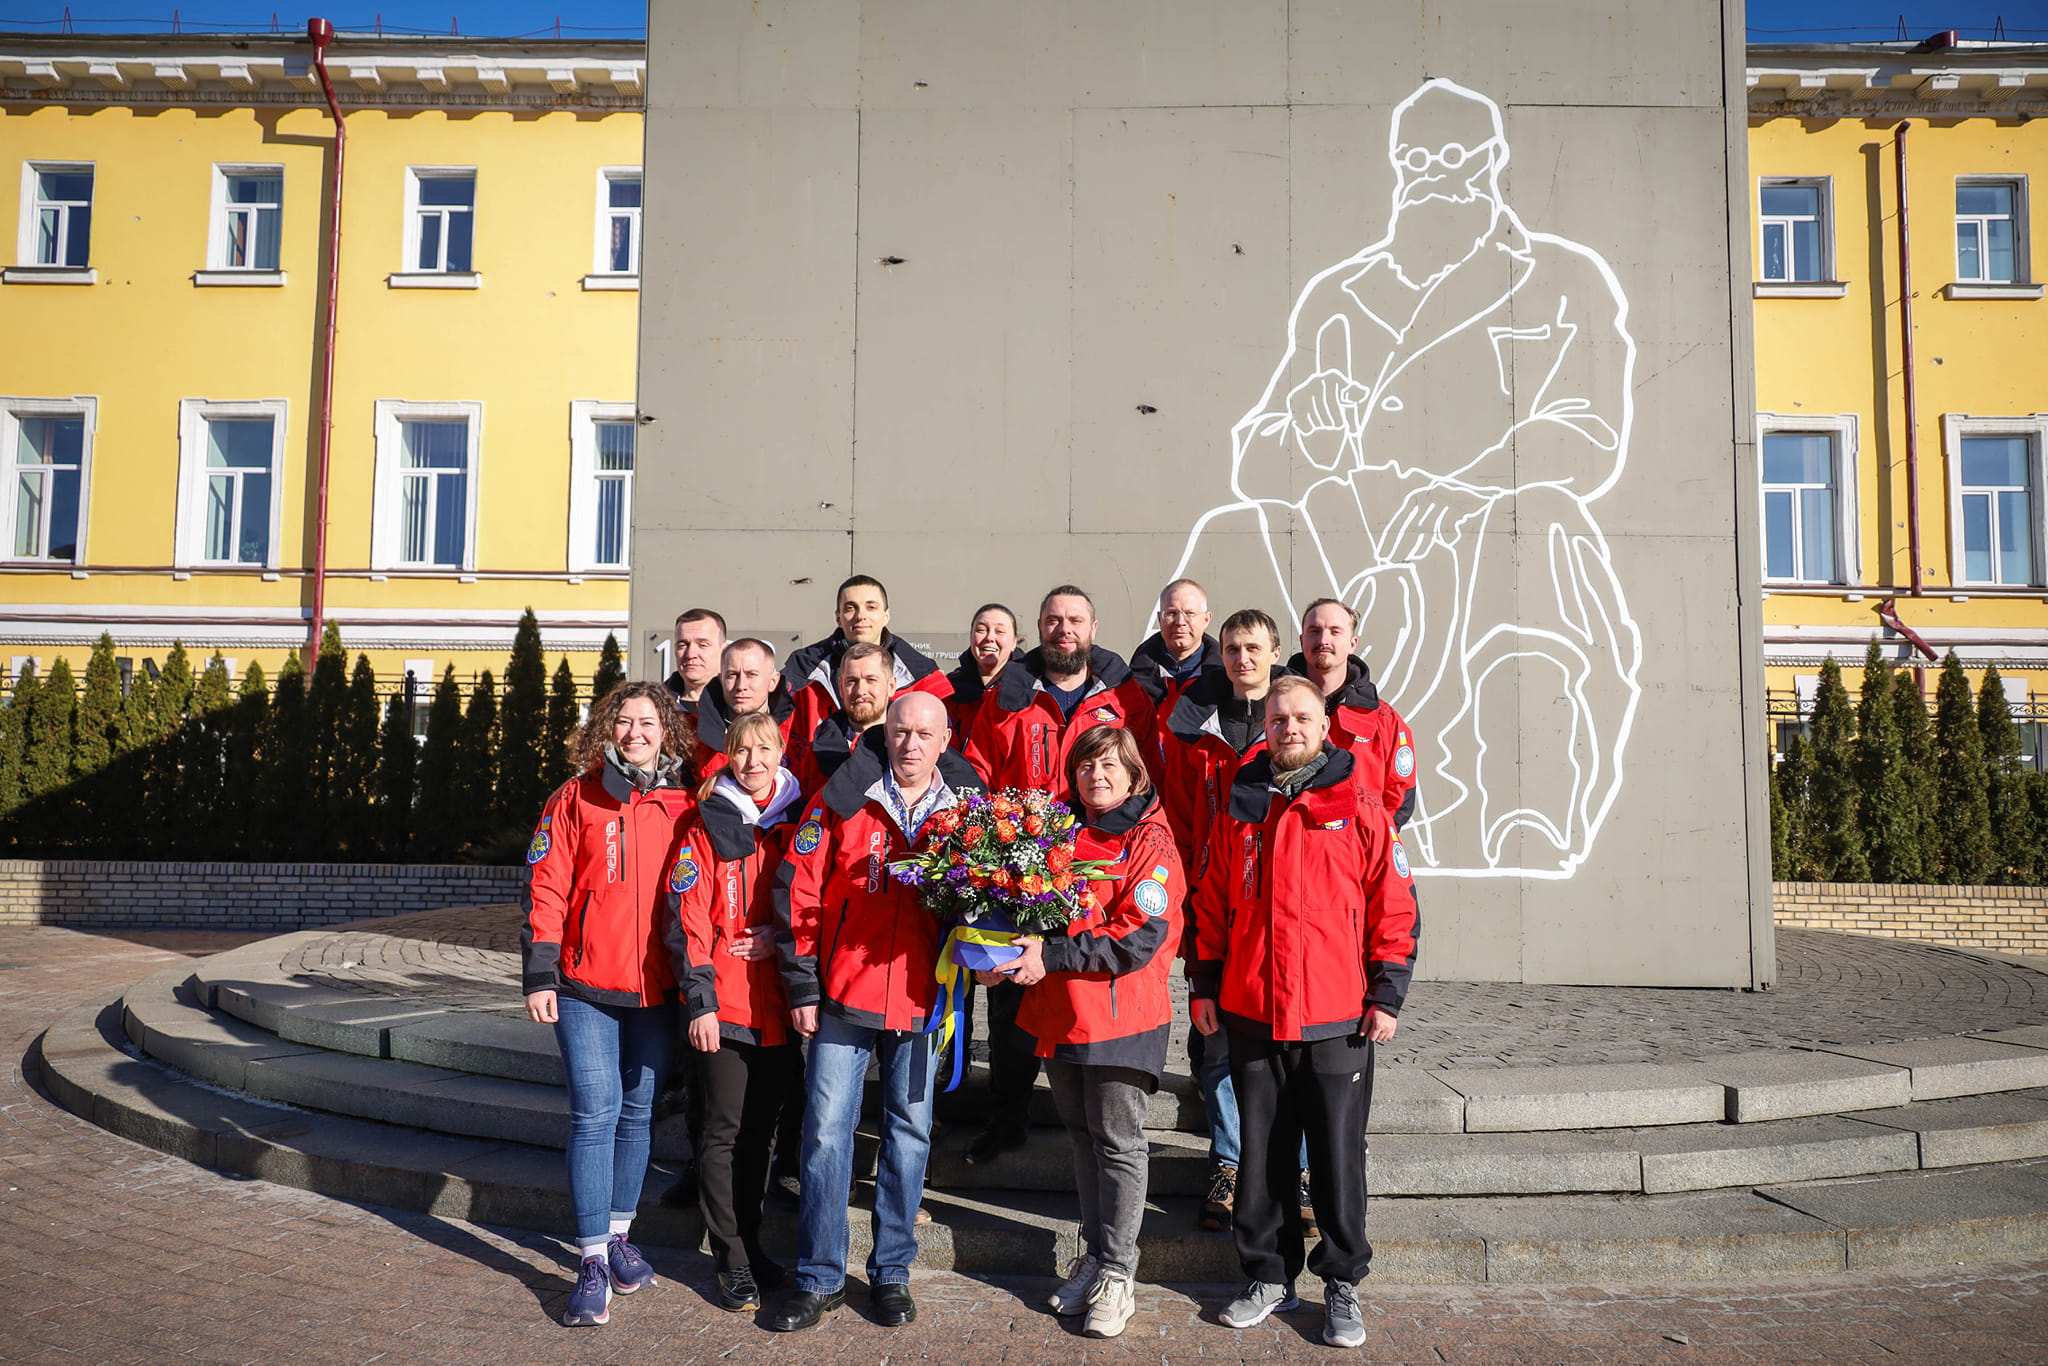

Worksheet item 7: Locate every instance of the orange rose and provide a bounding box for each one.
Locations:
[962,825,985,844]
[1023,815,1044,836]
[1021,875,1048,895]
[1045,846,1071,872]
[995,820,1018,842]
[1053,873,1074,891]
[992,869,1013,888]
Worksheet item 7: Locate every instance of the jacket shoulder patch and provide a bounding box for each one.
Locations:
[793,819,824,855]
[1134,878,1170,917]
[526,816,552,864]
[1394,744,1415,778]
[670,845,699,893]
[1391,836,1411,879]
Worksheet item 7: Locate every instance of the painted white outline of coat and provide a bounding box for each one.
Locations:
[1165,78,1643,881]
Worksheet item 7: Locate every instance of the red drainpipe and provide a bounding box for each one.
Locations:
[1896,121,1924,598]
[307,18,345,666]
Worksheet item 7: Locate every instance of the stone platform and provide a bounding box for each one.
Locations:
[34,905,2048,1283]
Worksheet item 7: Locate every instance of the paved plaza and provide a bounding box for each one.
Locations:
[4,923,2048,1363]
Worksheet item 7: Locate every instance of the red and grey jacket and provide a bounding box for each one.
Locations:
[692,675,804,779]
[1016,791,1186,1082]
[782,629,952,744]
[791,710,870,799]
[1287,653,1418,830]
[1155,668,1272,880]
[963,646,1157,800]
[1188,745,1419,1042]
[1129,632,1221,711]
[663,771,803,1047]
[772,730,989,1031]
[521,753,696,1007]
[943,661,997,753]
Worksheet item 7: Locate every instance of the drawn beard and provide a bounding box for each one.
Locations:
[1389,190,1498,288]
[1041,644,1090,676]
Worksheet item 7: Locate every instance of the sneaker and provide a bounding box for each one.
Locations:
[562,1256,612,1326]
[1200,1163,1237,1232]
[715,1266,761,1313]
[1322,1278,1365,1349]
[1299,1169,1319,1240]
[1219,1279,1298,1329]
[1082,1271,1136,1339]
[606,1235,656,1294]
[1047,1253,1103,1316]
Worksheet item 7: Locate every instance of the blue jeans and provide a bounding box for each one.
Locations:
[797,1011,938,1292]
[1191,1026,1307,1171]
[554,995,677,1242]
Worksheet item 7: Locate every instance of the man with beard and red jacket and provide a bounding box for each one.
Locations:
[768,693,987,1333]
[782,575,952,743]
[694,639,803,778]
[1129,578,1220,712]
[791,642,893,798]
[1189,675,1418,1349]
[943,603,1019,751]
[960,585,1158,1166]
[1293,598,1419,830]
[663,607,728,726]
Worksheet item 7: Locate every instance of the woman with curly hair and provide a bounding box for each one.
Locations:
[522,680,698,1327]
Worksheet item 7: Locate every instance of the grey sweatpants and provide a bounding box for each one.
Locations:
[1044,1059,1152,1278]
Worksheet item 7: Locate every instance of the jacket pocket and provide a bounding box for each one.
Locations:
[570,890,593,969]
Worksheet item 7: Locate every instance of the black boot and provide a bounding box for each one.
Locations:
[769,1287,845,1332]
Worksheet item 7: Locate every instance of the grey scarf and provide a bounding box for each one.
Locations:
[1270,749,1330,799]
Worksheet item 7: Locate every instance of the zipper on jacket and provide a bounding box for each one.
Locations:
[571,890,592,968]
[1109,976,1118,1019]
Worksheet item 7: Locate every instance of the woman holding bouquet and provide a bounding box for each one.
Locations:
[981,724,1186,1339]
[664,709,805,1313]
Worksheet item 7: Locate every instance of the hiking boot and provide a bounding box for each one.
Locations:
[1200,1163,1237,1232]
[1047,1253,1102,1316]
[1299,1169,1318,1240]
[1082,1271,1136,1339]
[561,1256,612,1327]
[1322,1278,1365,1348]
[1220,1279,1298,1329]
[606,1235,656,1294]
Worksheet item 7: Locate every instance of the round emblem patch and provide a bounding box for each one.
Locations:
[793,820,823,855]
[670,851,699,894]
[1134,878,1170,918]
[526,828,550,864]
[1393,745,1415,779]
[1391,839,1411,879]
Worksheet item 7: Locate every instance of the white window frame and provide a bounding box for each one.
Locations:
[1758,176,1833,285]
[0,394,96,565]
[402,167,477,275]
[1756,412,1861,586]
[16,161,94,269]
[567,400,636,572]
[204,163,285,278]
[371,399,482,572]
[1955,175,2029,285]
[591,166,642,280]
[173,397,289,570]
[1945,413,2048,588]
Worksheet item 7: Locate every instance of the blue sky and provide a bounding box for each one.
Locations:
[0,1,2039,42]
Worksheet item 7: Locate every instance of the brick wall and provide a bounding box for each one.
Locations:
[0,860,530,930]
[1774,881,2048,957]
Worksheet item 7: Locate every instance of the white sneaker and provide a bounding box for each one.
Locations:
[1220,1279,1298,1328]
[1322,1278,1365,1348]
[1046,1253,1102,1316]
[1082,1271,1135,1339]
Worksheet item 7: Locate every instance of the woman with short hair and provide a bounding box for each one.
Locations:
[523,680,697,1328]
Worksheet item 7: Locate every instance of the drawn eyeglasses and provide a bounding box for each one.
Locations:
[1397,140,1498,173]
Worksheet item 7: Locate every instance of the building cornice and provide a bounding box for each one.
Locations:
[1745,43,2048,117]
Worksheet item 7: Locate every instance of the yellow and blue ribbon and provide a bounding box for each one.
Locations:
[923,925,1021,1093]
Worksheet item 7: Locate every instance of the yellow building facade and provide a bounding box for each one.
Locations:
[1748,42,2048,755]
[0,33,644,691]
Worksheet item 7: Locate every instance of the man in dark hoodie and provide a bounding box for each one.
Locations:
[1129,578,1221,710]
[1293,599,1419,831]
[782,575,952,742]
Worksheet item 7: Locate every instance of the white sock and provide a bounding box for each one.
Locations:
[609,1214,633,1240]
[578,1239,609,1264]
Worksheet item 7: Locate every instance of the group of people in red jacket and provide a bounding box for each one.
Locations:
[520,573,1420,1348]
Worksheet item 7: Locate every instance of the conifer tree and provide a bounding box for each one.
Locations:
[1933,650,1994,885]
[1768,744,1792,880]
[151,643,194,736]
[1977,664,2040,885]
[74,633,120,779]
[19,657,77,852]
[498,609,549,826]
[336,655,381,856]
[1890,669,1941,881]
[221,663,269,857]
[413,666,464,861]
[1804,656,1867,882]
[591,633,626,705]
[1774,733,1815,880]
[140,643,195,852]
[459,671,501,851]
[1853,644,1916,882]
[178,654,234,858]
[307,623,349,833]
[258,654,312,859]
[376,689,416,860]
[0,664,32,833]
[545,657,579,789]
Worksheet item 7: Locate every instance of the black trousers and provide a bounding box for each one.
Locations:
[771,1037,806,1178]
[984,978,1042,1134]
[694,1038,802,1272]
[1225,1026,1376,1285]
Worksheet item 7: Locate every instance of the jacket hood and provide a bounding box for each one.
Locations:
[598,744,691,802]
[1226,743,1358,822]
[1079,786,1161,837]
[695,674,795,753]
[816,723,988,821]
[944,659,992,705]
[700,768,802,860]
[783,628,941,697]
[1130,633,1221,702]
[1284,652,1381,712]
[991,645,1134,714]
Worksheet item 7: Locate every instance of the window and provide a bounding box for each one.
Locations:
[371,400,481,572]
[1957,180,2022,284]
[28,165,92,267]
[1945,415,2048,589]
[596,169,641,276]
[568,400,636,571]
[212,167,282,271]
[175,399,287,569]
[1759,179,1828,284]
[407,170,475,273]
[1757,413,1859,585]
[0,397,94,563]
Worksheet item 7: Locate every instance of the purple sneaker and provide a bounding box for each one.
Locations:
[562,1256,612,1326]
[608,1235,657,1293]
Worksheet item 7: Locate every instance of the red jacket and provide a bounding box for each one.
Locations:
[1288,654,1418,829]
[963,647,1157,801]
[783,630,952,744]
[693,676,805,780]
[1017,793,1185,1079]
[1129,632,1221,713]
[790,710,870,800]
[664,775,803,1046]
[1154,670,1270,879]
[1188,746,1419,1041]
[773,742,989,1031]
[521,756,696,1007]
[943,661,996,753]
